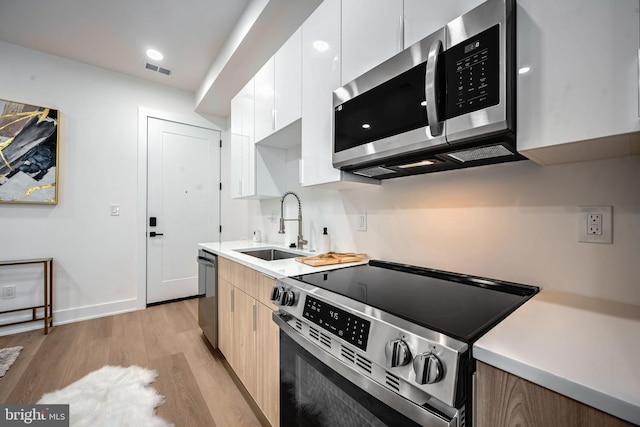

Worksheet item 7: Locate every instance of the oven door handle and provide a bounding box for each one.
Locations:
[272,311,458,427]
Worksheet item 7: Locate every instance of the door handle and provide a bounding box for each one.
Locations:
[253,302,257,332]
[149,232,164,237]
[425,39,443,137]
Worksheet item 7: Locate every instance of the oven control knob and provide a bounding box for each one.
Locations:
[385,339,412,368]
[413,353,443,385]
[281,290,296,306]
[270,286,285,303]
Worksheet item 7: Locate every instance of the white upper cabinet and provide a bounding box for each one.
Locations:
[341,0,404,85]
[254,29,302,146]
[230,80,255,198]
[275,28,302,131]
[301,0,379,188]
[254,58,275,144]
[231,78,286,199]
[517,0,640,165]
[403,0,486,47]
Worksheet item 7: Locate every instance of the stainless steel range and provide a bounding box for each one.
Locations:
[271,260,538,427]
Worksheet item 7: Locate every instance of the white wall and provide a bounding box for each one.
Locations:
[0,41,243,335]
[257,149,640,306]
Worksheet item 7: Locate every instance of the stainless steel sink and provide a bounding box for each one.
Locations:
[236,248,300,261]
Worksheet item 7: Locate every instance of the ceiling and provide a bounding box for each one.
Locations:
[0,0,322,117]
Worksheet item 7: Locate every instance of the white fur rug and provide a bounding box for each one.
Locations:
[0,346,23,377]
[37,365,173,427]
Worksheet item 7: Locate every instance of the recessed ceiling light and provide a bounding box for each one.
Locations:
[313,40,329,52]
[146,49,163,61]
[361,123,371,129]
[518,66,531,74]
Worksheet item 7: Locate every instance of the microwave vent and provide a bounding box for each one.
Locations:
[447,145,514,163]
[353,166,396,178]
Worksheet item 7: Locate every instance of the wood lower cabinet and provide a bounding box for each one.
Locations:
[256,300,279,427]
[232,287,258,399]
[475,362,635,427]
[217,278,234,361]
[217,257,279,427]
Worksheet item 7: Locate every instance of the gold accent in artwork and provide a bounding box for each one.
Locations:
[0,99,59,204]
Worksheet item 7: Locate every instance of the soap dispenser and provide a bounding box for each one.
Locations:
[320,227,331,253]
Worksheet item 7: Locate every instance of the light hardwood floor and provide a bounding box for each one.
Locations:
[0,298,269,427]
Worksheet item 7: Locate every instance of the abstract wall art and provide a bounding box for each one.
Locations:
[0,99,59,204]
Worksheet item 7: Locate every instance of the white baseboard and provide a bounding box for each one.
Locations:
[0,298,139,337]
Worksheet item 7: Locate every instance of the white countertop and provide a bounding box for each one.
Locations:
[473,289,640,425]
[198,240,368,278]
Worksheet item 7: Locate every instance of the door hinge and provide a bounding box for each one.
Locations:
[219,139,222,148]
[219,182,222,191]
[219,225,222,233]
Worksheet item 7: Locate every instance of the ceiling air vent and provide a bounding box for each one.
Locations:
[143,61,172,76]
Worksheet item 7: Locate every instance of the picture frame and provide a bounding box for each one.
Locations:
[0,98,59,204]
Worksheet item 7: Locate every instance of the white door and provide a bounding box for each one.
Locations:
[147,118,220,304]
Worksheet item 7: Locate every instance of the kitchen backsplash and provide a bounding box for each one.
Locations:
[252,149,640,306]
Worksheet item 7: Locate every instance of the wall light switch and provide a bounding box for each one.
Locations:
[3,285,16,299]
[578,205,612,244]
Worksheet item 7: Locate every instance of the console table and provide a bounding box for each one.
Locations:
[0,258,53,334]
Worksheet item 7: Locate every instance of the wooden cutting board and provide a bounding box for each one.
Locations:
[295,252,365,267]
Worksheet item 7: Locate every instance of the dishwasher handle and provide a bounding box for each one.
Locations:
[197,251,217,267]
[197,256,216,265]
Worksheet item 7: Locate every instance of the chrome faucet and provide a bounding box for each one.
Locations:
[278,191,308,250]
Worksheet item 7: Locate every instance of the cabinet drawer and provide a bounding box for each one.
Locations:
[219,258,278,309]
[218,257,232,282]
[255,272,278,310]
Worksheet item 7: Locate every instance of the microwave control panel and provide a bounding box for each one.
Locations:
[444,24,500,119]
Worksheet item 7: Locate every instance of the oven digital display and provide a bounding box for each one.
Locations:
[303,296,370,351]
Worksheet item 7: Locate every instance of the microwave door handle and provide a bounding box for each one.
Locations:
[426,39,444,137]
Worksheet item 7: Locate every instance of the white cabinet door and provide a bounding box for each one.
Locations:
[301,0,379,188]
[240,79,256,197]
[341,0,403,85]
[230,83,255,199]
[230,91,243,199]
[254,58,275,143]
[517,0,640,164]
[301,0,342,187]
[232,79,281,199]
[255,29,302,145]
[230,78,286,199]
[275,28,302,131]
[403,0,485,47]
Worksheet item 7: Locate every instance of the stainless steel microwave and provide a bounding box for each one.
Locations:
[333,0,524,179]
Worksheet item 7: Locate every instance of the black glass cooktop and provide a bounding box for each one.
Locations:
[292,260,538,343]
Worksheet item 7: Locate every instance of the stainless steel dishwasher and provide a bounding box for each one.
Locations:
[197,249,217,348]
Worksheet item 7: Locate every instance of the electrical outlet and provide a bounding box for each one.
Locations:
[110,204,120,216]
[3,285,16,299]
[587,214,603,235]
[357,212,367,232]
[578,206,612,244]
